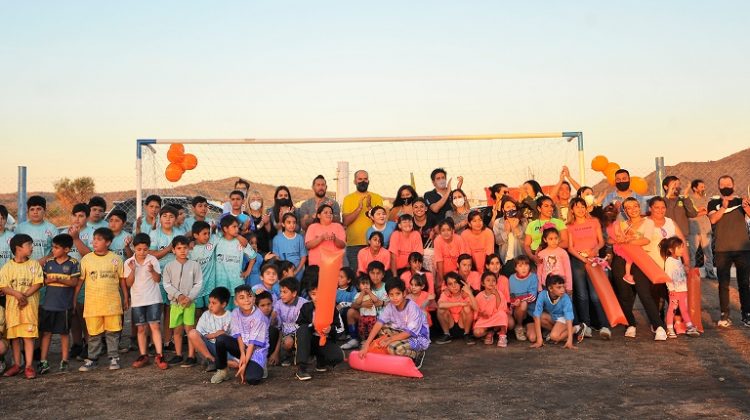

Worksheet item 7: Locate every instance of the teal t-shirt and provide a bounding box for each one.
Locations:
[110,230,133,260]
[65,224,94,261]
[190,236,218,298]
[88,219,109,230]
[0,230,13,269]
[525,218,567,251]
[16,220,57,260]
[149,228,178,271]
[214,237,257,294]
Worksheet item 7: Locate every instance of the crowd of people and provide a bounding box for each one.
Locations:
[0,166,749,385]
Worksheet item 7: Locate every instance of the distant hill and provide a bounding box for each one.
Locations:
[592,148,750,196]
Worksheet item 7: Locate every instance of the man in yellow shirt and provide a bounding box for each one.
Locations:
[342,170,383,272]
[76,227,127,372]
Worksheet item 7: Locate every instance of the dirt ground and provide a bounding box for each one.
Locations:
[3,277,750,419]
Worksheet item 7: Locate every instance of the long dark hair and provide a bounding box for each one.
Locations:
[393,185,418,207]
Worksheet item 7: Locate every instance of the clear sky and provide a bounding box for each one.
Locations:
[1,1,748,194]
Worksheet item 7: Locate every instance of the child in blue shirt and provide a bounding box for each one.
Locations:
[252,263,281,302]
[189,221,217,313]
[508,255,538,342]
[15,195,56,265]
[215,215,257,309]
[530,274,582,349]
[0,205,14,269]
[272,213,308,281]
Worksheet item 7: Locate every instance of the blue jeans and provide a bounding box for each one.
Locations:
[570,257,609,328]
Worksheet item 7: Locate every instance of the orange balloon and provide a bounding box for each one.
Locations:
[167,148,184,164]
[169,143,185,154]
[591,155,609,172]
[604,162,620,175]
[165,163,184,182]
[631,176,649,195]
[181,153,198,170]
[605,169,617,186]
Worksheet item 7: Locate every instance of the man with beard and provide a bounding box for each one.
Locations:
[299,175,341,232]
[342,170,383,272]
[603,169,647,220]
[708,175,750,328]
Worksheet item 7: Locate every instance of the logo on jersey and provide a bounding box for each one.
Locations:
[206,243,214,252]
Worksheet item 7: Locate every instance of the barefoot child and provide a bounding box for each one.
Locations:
[435,272,477,345]
[530,275,581,350]
[0,234,44,379]
[659,237,700,338]
[473,271,509,347]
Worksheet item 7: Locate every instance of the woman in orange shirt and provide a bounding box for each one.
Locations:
[388,214,423,277]
[461,210,495,273]
[434,219,469,291]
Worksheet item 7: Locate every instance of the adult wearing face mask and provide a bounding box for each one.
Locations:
[708,175,750,328]
[661,176,697,254]
[342,170,383,272]
[603,169,647,219]
[576,186,605,220]
[245,190,272,254]
[388,185,418,222]
[299,175,341,232]
[424,168,463,222]
[687,179,716,278]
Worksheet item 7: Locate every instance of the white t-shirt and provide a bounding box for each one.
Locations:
[124,254,163,307]
[664,256,688,292]
[196,310,232,343]
[355,292,377,317]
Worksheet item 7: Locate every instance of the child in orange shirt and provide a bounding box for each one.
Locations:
[435,272,476,345]
[484,253,513,331]
[406,273,435,327]
[457,253,481,294]
[473,271,509,347]
[434,219,469,291]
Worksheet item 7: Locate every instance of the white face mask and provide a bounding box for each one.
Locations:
[436,180,447,189]
[453,198,465,208]
[249,201,262,211]
[584,194,595,206]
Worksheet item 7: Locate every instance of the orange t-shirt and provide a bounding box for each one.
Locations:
[460,228,495,273]
[388,231,423,270]
[434,234,469,275]
[304,222,346,266]
[439,291,470,321]
[357,247,391,274]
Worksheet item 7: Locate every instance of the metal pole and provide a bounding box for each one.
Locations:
[576,133,585,184]
[335,161,349,206]
[655,157,666,196]
[17,166,27,223]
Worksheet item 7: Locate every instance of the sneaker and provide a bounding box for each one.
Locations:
[434,333,452,345]
[109,357,121,370]
[210,368,230,384]
[59,360,69,372]
[295,369,312,381]
[413,351,426,369]
[154,354,169,370]
[654,326,667,341]
[464,334,476,345]
[118,344,130,354]
[281,358,292,367]
[76,345,88,361]
[204,360,216,372]
[483,333,494,345]
[181,357,197,368]
[515,326,527,341]
[666,327,677,339]
[167,355,184,365]
[78,359,98,372]
[315,362,328,372]
[263,365,268,379]
[717,316,732,328]
[132,354,150,369]
[24,366,36,379]
[3,364,21,377]
[623,274,635,285]
[686,326,701,337]
[340,338,359,350]
[624,326,636,338]
[584,325,593,338]
[497,334,508,348]
[37,360,50,375]
[576,323,587,344]
[742,314,750,327]
[164,341,176,352]
[599,327,612,340]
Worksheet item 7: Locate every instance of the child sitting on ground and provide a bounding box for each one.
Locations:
[360,278,430,367]
[268,277,308,366]
[457,253,481,293]
[530,275,582,350]
[252,262,281,302]
[435,272,477,345]
[659,237,700,338]
[294,277,345,381]
[473,271,509,347]
[188,287,234,372]
[406,273,435,327]
[400,252,435,295]
[509,255,538,342]
[341,261,389,350]
[0,234,44,379]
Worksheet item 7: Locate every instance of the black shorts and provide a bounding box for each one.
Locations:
[39,308,74,334]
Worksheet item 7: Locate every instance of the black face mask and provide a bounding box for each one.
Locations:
[615,181,630,192]
[356,181,369,193]
[401,197,413,205]
[719,187,734,197]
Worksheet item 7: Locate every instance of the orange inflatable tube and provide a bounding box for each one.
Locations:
[620,244,669,284]
[585,264,627,327]
[687,268,704,332]
[313,247,345,345]
[348,351,423,378]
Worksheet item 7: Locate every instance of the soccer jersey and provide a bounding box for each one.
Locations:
[80,251,124,317]
[65,225,93,261]
[149,228,179,271]
[272,232,308,280]
[273,296,308,335]
[0,259,44,330]
[378,299,430,351]
[190,239,217,299]
[136,217,159,236]
[388,230,423,270]
[16,220,57,261]
[110,230,133,260]
[88,219,109,230]
[215,237,257,294]
[42,257,80,311]
[0,230,12,269]
[230,306,270,368]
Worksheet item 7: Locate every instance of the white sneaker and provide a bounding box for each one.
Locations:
[109,357,121,370]
[211,368,229,384]
[654,326,667,341]
[717,318,732,328]
[624,326,636,338]
[340,338,359,350]
[515,327,527,341]
[599,327,611,340]
[584,325,593,338]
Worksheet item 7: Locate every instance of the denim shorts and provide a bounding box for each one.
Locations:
[132,303,163,326]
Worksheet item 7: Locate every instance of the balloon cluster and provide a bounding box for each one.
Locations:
[165,143,198,182]
[591,155,648,195]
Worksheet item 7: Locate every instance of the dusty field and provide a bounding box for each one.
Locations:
[2,277,750,419]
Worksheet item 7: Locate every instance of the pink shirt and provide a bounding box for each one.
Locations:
[388,231,423,270]
[434,234,470,275]
[357,247,391,274]
[460,229,495,272]
[567,218,601,254]
[304,222,345,266]
[536,246,573,292]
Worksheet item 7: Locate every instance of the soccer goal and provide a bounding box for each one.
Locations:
[134,132,585,218]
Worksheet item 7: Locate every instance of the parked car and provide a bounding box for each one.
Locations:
[106,196,224,233]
